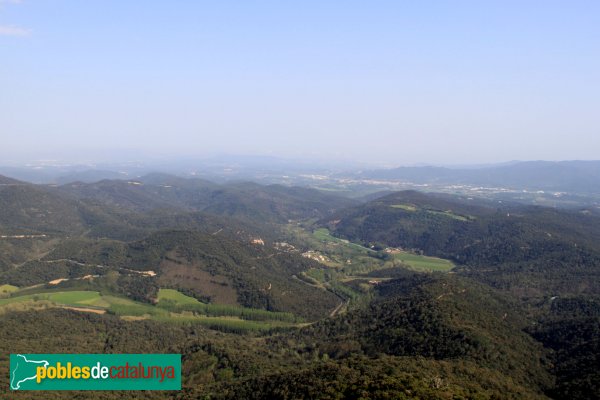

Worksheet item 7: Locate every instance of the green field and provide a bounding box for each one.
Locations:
[0,284,19,298]
[390,204,417,211]
[312,228,453,273]
[390,203,471,221]
[0,290,162,317]
[0,288,298,332]
[47,291,108,307]
[0,292,42,306]
[392,252,454,272]
[0,290,109,308]
[313,228,374,253]
[305,268,327,283]
[156,289,298,323]
[426,209,471,222]
[157,288,202,305]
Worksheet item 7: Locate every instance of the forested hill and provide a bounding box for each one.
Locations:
[0,173,356,239]
[1,175,346,321]
[58,175,357,223]
[260,272,554,399]
[0,174,25,185]
[31,229,340,319]
[0,182,92,235]
[323,190,600,298]
[316,190,600,398]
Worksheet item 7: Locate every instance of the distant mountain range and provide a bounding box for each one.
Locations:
[353,160,600,194]
[3,159,600,197]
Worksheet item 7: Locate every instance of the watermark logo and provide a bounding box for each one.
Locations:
[10,354,181,390]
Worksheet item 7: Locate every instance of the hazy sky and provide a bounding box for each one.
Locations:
[1,1,599,165]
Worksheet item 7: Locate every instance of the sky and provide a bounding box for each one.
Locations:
[1,1,599,166]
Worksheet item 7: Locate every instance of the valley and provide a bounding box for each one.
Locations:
[0,173,599,399]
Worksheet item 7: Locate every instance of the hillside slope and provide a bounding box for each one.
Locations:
[59,175,357,223]
[324,190,600,298]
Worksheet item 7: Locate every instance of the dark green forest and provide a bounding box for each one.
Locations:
[1,176,599,399]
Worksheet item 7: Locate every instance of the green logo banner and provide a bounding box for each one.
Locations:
[10,354,181,391]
